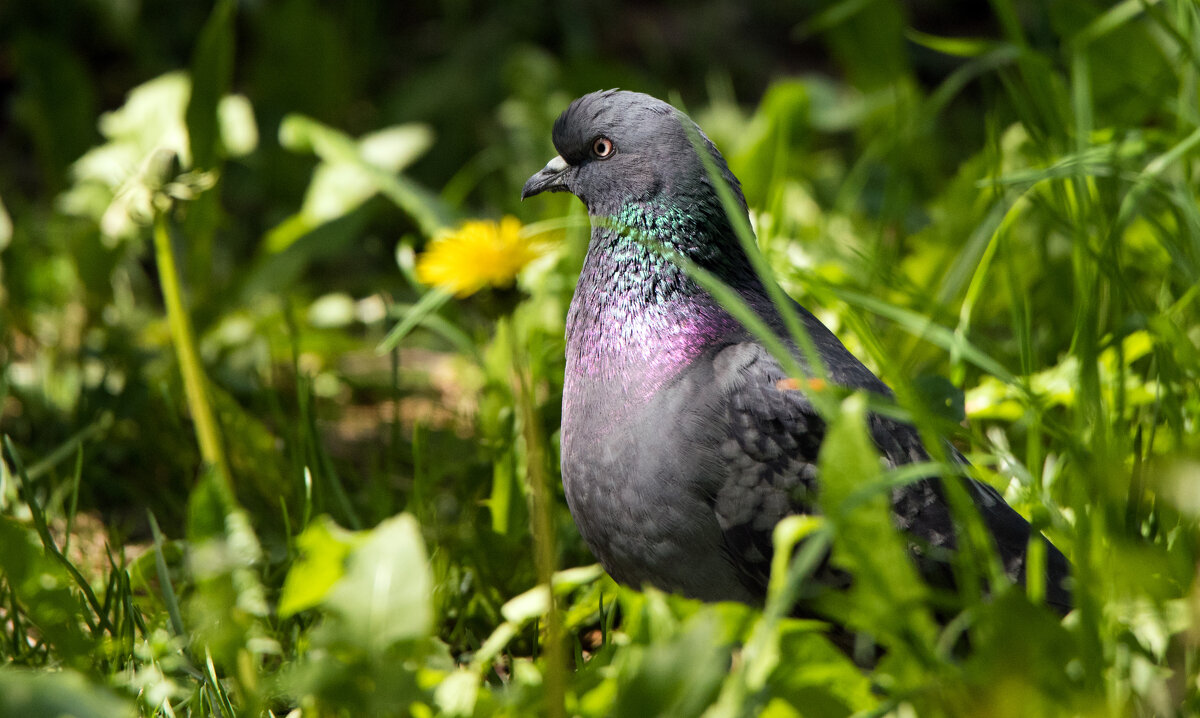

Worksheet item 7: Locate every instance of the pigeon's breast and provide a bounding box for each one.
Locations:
[559,349,756,603]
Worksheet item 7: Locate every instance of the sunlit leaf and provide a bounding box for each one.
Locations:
[0,518,93,665]
[307,292,358,329]
[0,669,134,718]
[57,70,256,243]
[816,394,934,644]
[610,613,730,718]
[278,515,359,617]
[273,114,446,244]
[0,193,11,249]
[324,513,433,649]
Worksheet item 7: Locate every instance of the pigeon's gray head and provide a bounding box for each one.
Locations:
[522,90,746,216]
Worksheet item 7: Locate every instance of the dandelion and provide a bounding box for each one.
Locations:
[415,216,544,297]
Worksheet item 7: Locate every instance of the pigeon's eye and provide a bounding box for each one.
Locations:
[592,136,615,159]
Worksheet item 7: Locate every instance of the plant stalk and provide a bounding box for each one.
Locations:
[153,210,231,486]
[512,330,565,718]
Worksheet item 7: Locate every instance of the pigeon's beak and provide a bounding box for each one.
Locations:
[521,155,571,199]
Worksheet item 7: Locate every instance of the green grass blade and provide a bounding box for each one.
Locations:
[147,510,187,638]
[3,436,110,635]
[376,287,453,354]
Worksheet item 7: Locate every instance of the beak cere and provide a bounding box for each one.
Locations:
[521,155,571,199]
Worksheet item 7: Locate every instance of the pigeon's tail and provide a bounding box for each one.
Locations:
[977,492,1073,614]
[897,473,1073,615]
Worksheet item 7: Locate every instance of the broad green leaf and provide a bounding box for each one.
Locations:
[185,470,273,670]
[502,584,551,624]
[273,114,447,244]
[57,70,255,242]
[816,394,934,644]
[0,518,93,664]
[767,623,878,716]
[361,125,436,172]
[612,613,729,718]
[278,515,359,617]
[0,668,134,718]
[913,374,966,424]
[185,0,235,171]
[0,193,11,249]
[433,669,479,717]
[325,513,433,649]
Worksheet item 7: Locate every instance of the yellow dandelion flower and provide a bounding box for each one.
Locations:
[415,216,544,297]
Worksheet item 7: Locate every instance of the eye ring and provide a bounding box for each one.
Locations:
[592,136,615,159]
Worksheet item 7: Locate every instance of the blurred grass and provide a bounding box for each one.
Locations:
[1,0,1198,716]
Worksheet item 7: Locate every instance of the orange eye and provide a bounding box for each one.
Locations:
[592,136,614,158]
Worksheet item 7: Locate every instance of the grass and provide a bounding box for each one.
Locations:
[1,1,1199,716]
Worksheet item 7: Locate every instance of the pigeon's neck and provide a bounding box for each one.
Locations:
[565,199,756,403]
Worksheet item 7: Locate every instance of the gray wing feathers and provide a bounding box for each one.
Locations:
[702,342,1071,611]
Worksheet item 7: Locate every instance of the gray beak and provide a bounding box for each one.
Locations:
[521,155,571,199]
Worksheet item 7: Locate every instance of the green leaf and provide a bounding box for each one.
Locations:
[275,114,448,241]
[185,0,236,171]
[768,623,878,715]
[1071,0,1150,47]
[913,374,966,424]
[0,668,134,718]
[611,613,730,718]
[816,394,935,646]
[324,513,433,650]
[147,511,186,637]
[216,94,257,156]
[278,515,359,617]
[906,29,999,58]
[207,381,290,501]
[0,192,11,249]
[184,469,272,670]
[433,669,479,717]
[376,288,453,354]
[501,584,551,625]
[181,0,237,290]
[0,518,93,665]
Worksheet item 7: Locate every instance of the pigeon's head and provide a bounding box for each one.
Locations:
[522,90,745,216]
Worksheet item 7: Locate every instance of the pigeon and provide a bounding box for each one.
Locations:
[522,89,1071,616]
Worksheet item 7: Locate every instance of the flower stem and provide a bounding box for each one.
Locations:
[153,209,230,486]
[512,329,564,718]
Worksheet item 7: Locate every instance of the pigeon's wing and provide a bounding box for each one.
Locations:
[702,341,955,597]
[701,343,826,596]
[702,341,867,597]
[701,341,1071,611]
[882,423,1073,613]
